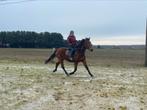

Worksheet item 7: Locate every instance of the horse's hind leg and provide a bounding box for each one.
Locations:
[53,61,60,72]
[61,60,69,76]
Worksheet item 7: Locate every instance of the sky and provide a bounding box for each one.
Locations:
[0,0,147,45]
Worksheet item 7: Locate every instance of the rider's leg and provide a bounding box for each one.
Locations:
[71,45,76,60]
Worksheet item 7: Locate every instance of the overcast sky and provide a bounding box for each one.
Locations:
[0,0,147,45]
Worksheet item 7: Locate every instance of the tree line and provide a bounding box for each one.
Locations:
[0,31,68,48]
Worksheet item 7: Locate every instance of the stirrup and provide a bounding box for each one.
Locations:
[69,57,73,60]
[69,57,74,61]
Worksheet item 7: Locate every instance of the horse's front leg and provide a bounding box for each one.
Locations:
[61,60,69,76]
[82,60,94,77]
[69,62,78,75]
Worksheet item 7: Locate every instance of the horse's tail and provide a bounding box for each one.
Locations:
[45,48,57,64]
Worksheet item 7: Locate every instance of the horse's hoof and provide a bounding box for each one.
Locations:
[53,70,56,72]
[44,60,48,64]
[69,72,74,75]
[91,75,94,78]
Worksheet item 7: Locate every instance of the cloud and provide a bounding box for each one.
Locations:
[0,0,146,45]
[92,35,145,45]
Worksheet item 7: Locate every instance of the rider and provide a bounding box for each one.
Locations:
[67,30,77,60]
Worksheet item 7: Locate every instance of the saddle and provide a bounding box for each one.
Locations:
[66,48,76,58]
[66,42,80,58]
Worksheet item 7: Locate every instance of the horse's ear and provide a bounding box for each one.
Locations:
[86,37,90,40]
[82,39,85,42]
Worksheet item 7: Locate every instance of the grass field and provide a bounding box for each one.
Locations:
[0,48,147,110]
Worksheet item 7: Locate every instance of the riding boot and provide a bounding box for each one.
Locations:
[70,54,74,61]
[71,51,75,61]
[71,56,74,61]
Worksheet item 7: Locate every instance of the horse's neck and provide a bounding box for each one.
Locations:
[76,46,86,55]
[76,40,86,55]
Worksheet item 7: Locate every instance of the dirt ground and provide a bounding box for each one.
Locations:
[0,48,147,110]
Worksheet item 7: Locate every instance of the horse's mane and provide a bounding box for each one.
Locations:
[77,38,90,48]
[76,39,85,48]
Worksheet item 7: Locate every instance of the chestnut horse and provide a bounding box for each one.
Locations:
[45,38,94,77]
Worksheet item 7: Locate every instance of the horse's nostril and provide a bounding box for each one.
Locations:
[90,49,93,52]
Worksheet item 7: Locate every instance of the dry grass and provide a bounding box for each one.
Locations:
[0,48,145,66]
[0,48,147,110]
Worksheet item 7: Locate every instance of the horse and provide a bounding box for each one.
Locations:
[45,38,94,77]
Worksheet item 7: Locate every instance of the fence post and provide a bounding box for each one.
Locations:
[145,19,147,67]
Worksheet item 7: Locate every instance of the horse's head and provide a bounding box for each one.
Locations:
[83,38,93,52]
